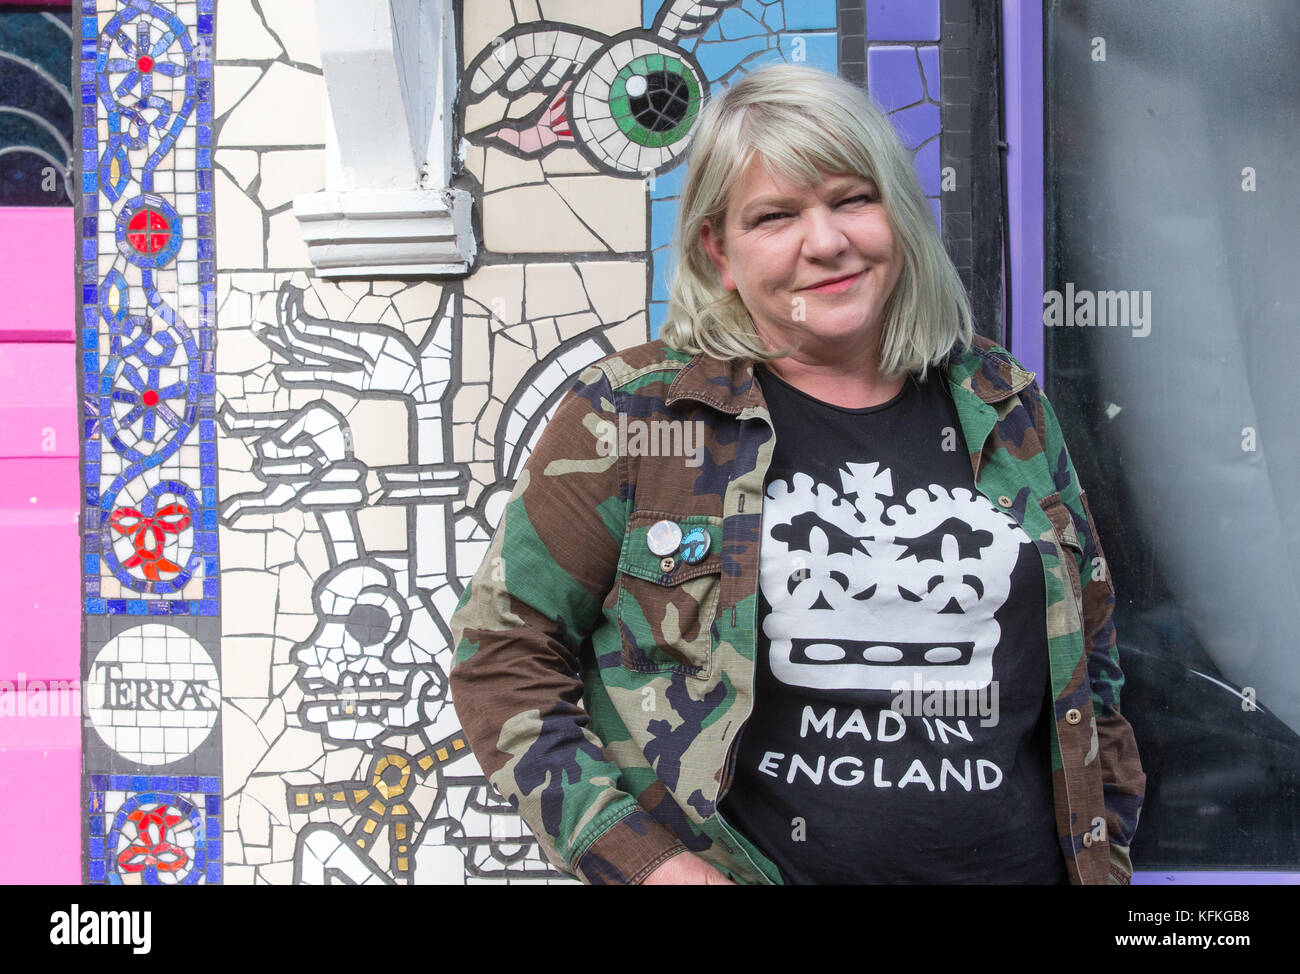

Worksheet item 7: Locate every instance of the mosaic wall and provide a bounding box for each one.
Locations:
[77,0,950,883]
[78,0,222,884]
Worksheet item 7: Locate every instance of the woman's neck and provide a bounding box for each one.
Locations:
[761,341,906,410]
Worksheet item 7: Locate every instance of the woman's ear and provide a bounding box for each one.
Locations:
[699,220,736,291]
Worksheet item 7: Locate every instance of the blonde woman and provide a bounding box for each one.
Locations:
[449,64,1144,885]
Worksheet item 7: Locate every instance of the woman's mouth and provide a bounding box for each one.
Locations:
[804,271,863,293]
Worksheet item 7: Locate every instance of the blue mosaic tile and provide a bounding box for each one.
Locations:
[783,0,837,30]
[866,0,941,42]
[915,137,941,196]
[919,45,940,98]
[868,45,925,111]
[717,6,768,39]
[777,31,837,72]
[695,35,771,78]
[886,100,940,150]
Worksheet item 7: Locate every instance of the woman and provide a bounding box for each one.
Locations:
[448,64,1144,885]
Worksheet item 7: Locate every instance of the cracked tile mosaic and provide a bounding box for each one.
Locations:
[67,0,959,885]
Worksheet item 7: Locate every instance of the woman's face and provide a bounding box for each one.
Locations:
[700,158,904,359]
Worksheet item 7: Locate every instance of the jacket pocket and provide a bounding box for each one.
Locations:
[616,512,724,678]
[1038,494,1085,630]
[1076,489,1116,600]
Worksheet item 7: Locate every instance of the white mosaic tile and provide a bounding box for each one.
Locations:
[549,175,647,251]
[214,65,264,120]
[461,0,522,68]
[257,149,326,210]
[218,0,283,60]
[259,0,321,67]
[214,148,259,190]
[219,63,328,146]
[265,208,313,269]
[214,169,266,269]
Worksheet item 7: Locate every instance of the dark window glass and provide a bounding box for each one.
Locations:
[0,6,73,206]
[1045,0,1300,869]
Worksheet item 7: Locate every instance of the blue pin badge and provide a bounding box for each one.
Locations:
[678,526,711,564]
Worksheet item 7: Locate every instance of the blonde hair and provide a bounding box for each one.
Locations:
[662,64,973,377]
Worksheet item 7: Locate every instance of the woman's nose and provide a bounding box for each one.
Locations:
[799,206,849,260]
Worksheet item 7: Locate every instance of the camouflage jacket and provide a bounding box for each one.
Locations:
[449,335,1145,885]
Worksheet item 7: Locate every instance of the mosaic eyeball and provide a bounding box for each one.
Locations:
[569,33,704,176]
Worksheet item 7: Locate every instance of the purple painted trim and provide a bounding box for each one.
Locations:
[1001,0,1044,378]
[1134,871,1300,885]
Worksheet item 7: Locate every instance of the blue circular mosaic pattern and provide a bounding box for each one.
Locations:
[107,792,206,886]
[116,194,182,268]
[96,3,196,156]
[98,307,199,466]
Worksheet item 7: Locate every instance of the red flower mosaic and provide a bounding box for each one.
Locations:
[117,805,190,874]
[110,502,191,581]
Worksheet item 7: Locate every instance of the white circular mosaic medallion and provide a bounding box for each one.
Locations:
[87,623,220,765]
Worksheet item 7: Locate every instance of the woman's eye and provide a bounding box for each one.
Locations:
[838,194,875,207]
[755,211,788,224]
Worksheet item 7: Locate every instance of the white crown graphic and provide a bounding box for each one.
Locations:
[761,461,1024,691]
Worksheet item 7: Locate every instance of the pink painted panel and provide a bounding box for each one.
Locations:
[0,690,81,747]
[0,455,79,509]
[0,733,81,884]
[0,343,78,457]
[0,512,80,675]
[0,458,80,674]
[0,208,74,342]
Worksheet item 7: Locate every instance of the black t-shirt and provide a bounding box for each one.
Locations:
[718,363,1065,884]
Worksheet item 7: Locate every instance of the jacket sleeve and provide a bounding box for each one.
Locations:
[447,363,686,884]
[1037,389,1147,884]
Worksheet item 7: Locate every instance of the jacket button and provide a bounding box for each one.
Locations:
[659,555,676,574]
[997,495,1013,508]
[1066,708,1082,724]
[1082,832,1094,848]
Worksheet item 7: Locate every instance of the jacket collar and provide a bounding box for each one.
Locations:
[664,351,765,415]
[666,335,1034,413]
[942,335,1037,404]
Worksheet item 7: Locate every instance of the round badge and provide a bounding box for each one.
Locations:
[646,519,683,556]
[679,526,711,564]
